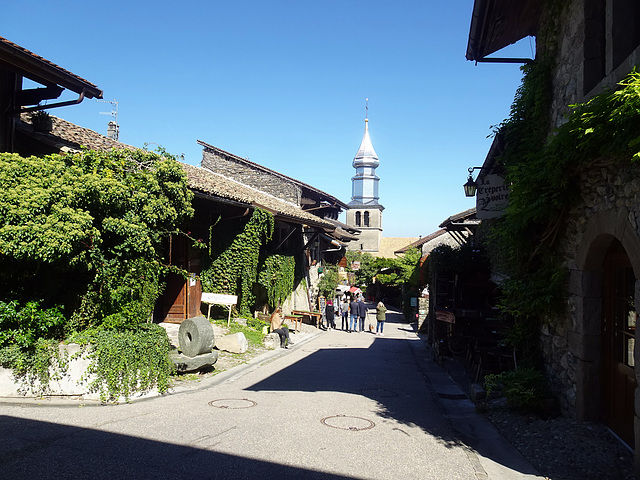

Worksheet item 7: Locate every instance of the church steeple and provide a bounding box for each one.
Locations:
[345,100,384,254]
[350,101,380,206]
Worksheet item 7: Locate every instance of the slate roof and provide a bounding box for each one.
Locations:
[198,140,349,210]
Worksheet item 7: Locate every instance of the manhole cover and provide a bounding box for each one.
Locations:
[321,415,375,431]
[360,388,398,398]
[438,393,468,400]
[208,398,257,409]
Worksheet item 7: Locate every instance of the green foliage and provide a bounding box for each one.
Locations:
[257,254,295,308]
[346,250,392,287]
[0,300,65,349]
[0,149,192,398]
[72,323,173,402]
[246,316,269,332]
[0,149,194,326]
[484,367,549,412]
[201,208,274,315]
[317,263,339,298]
[487,65,640,364]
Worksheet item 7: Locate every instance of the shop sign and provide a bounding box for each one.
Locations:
[476,174,509,219]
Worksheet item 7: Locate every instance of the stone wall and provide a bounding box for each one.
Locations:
[202,149,302,206]
[534,0,640,418]
[543,161,640,416]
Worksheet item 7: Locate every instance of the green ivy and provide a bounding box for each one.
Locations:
[72,324,173,403]
[200,208,274,315]
[257,254,295,308]
[489,60,640,360]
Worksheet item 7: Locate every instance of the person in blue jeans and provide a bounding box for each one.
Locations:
[349,297,359,332]
[375,300,387,335]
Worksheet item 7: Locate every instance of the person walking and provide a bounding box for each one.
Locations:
[340,296,350,331]
[349,296,359,332]
[375,300,387,336]
[358,296,367,333]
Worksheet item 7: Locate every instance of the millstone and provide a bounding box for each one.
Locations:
[178,316,215,357]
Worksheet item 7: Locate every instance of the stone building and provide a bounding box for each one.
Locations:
[467,0,640,464]
[345,116,384,253]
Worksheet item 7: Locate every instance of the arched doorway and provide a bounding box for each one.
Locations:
[602,239,637,447]
[575,208,640,452]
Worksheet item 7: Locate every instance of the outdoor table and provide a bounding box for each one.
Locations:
[291,310,322,330]
[285,314,303,332]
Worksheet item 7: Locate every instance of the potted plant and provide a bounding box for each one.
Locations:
[29,110,53,133]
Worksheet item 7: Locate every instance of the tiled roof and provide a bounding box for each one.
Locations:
[20,115,335,230]
[0,36,102,98]
[183,163,335,229]
[394,229,447,254]
[377,237,420,258]
[439,208,479,228]
[18,114,136,153]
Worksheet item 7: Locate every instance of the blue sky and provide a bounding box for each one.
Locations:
[3,1,534,238]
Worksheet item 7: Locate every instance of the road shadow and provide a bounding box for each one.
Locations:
[245,306,538,477]
[0,415,360,480]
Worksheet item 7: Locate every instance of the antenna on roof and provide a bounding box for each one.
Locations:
[98,99,119,141]
[365,98,368,121]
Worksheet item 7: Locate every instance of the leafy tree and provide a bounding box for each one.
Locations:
[317,263,339,298]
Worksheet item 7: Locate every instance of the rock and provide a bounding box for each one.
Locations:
[215,332,248,354]
[171,351,219,373]
[263,332,280,349]
[179,316,215,357]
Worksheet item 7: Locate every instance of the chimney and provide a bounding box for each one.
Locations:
[107,121,119,141]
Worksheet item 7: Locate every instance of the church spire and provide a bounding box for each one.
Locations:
[350,100,380,206]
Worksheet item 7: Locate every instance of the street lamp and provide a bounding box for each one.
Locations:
[463,167,485,197]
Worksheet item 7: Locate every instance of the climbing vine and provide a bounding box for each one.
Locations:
[257,254,296,308]
[490,61,640,355]
[200,208,274,315]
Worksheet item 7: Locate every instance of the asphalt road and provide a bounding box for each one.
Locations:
[0,306,542,479]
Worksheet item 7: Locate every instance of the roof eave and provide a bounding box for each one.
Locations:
[0,37,103,99]
[466,0,541,61]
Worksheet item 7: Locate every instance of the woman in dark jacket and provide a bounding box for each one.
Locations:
[325,299,335,330]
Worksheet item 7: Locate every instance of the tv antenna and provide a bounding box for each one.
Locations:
[98,99,119,140]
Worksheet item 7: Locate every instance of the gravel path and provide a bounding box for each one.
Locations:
[484,399,635,480]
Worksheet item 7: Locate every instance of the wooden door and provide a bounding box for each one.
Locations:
[602,239,637,447]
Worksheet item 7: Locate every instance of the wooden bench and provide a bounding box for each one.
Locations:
[285,314,304,332]
[291,310,322,330]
